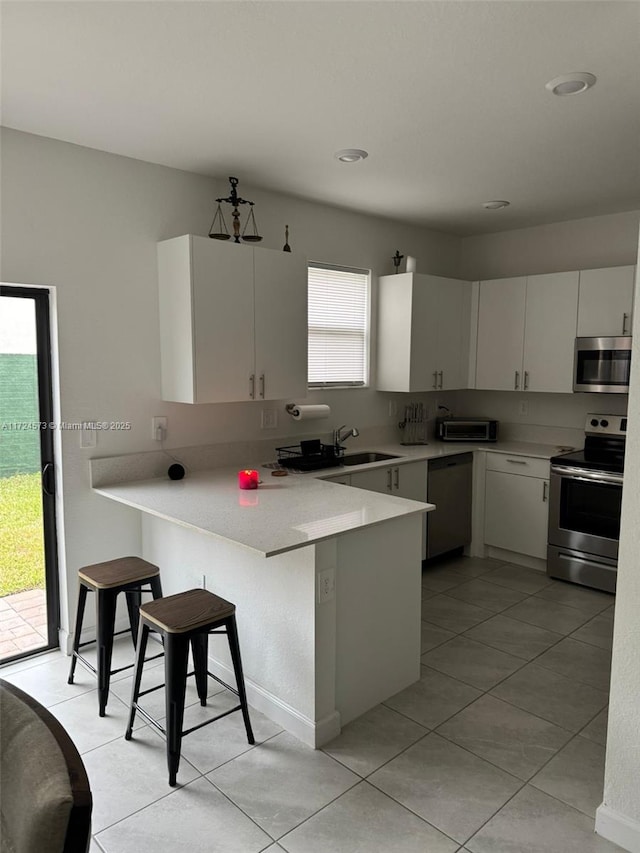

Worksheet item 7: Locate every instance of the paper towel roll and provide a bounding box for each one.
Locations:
[406,256,417,273]
[288,404,331,421]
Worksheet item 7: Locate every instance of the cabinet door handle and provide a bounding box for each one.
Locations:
[514,371,520,390]
[506,458,527,465]
[524,371,529,390]
[542,481,549,502]
[387,468,393,492]
[394,467,400,490]
[438,370,444,389]
[259,373,265,399]
[433,370,438,390]
[623,312,630,335]
[249,374,255,399]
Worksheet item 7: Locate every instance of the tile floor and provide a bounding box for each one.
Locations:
[0,555,624,853]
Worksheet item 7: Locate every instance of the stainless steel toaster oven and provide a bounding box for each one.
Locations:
[436,418,498,442]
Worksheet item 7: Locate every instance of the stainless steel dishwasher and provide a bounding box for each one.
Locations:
[427,453,473,559]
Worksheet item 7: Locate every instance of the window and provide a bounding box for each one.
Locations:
[308,263,369,387]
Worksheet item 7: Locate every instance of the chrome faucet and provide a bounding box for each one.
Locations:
[333,424,360,455]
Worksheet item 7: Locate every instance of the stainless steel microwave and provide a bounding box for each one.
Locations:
[437,418,498,442]
[574,336,632,394]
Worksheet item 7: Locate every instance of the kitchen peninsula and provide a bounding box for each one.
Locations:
[92,461,433,747]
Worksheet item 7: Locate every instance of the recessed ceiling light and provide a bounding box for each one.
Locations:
[334,149,368,163]
[545,72,597,96]
[482,200,510,210]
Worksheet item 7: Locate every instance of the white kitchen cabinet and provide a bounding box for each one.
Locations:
[349,460,427,500]
[349,460,428,558]
[523,272,580,393]
[475,277,527,392]
[483,454,550,560]
[377,273,470,392]
[475,272,579,393]
[577,265,636,337]
[158,235,308,403]
[347,466,390,494]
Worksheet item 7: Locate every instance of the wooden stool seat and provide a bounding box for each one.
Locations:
[78,556,160,590]
[125,587,254,786]
[68,557,163,716]
[140,588,235,633]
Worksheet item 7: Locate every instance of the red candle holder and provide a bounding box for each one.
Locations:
[238,469,259,490]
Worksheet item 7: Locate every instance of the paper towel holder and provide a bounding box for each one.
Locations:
[285,403,331,421]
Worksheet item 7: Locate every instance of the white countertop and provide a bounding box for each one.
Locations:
[314,439,571,478]
[92,438,568,558]
[94,467,434,558]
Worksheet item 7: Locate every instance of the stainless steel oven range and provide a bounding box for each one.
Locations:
[547,413,626,594]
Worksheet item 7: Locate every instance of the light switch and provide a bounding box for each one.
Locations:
[80,424,97,449]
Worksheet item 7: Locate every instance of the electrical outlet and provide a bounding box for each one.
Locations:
[261,409,278,429]
[519,400,529,416]
[317,568,336,604]
[152,416,167,441]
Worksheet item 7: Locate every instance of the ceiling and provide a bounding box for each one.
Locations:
[2,1,640,236]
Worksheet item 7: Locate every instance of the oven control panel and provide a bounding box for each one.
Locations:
[585,413,627,436]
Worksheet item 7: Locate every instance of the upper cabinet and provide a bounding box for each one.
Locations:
[577,266,636,337]
[475,277,527,392]
[158,235,308,403]
[475,271,579,393]
[377,273,470,392]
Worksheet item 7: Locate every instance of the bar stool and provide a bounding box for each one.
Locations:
[68,556,163,716]
[125,587,254,786]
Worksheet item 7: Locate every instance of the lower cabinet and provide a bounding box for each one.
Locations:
[344,461,428,558]
[348,461,428,502]
[484,454,550,560]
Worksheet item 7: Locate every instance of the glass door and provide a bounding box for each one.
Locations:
[0,285,59,662]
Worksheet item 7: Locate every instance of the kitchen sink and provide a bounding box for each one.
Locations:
[340,451,400,466]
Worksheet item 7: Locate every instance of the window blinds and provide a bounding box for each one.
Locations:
[308,264,369,386]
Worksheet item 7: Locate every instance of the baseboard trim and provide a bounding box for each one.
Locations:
[596,803,640,852]
[485,546,546,572]
[209,658,341,748]
[59,627,342,748]
[59,618,132,655]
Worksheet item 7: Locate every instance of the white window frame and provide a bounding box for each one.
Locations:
[307,262,370,389]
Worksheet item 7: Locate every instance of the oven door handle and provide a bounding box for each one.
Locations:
[550,465,624,485]
[557,550,617,570]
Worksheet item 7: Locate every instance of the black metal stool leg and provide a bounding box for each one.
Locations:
[125,621,150,739]
[190,632,209,707]
[125,589,142,649]
[150,575,163,600]
[68,583,88,684]
[165,633,190,786]
[96,589,118,717]
[226,615,254,744]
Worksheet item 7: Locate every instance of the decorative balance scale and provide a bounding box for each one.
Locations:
[209,176,262,243]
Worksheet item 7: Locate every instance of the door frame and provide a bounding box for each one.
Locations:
[0,284,60,652]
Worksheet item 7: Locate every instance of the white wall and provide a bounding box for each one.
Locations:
[597,240,640,851]
[459,210,640,281]
[0,128,460,634]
